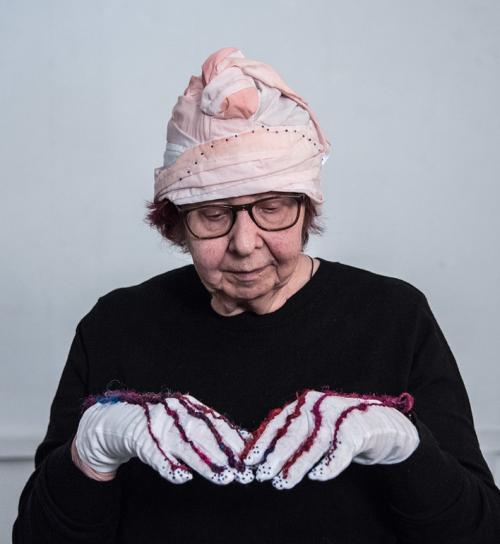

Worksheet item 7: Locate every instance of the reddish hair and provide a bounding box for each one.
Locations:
[144,194,324,252]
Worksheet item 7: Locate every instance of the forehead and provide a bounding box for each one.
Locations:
[181,191,285,208]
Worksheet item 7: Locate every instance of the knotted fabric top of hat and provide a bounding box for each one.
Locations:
[154,47,331,209]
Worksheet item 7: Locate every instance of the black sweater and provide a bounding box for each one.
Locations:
[13,258,500,543]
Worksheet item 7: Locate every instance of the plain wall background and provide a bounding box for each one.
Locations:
[2,0,500,539]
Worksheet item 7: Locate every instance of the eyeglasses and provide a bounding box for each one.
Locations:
[176,193,305,240]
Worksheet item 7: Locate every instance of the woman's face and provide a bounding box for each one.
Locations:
[182,192,306,313]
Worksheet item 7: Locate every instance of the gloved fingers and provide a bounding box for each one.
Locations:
[270,425,333,490]
[315,400,391,464]
[138,417,238,486]
[174,446,236,485]
[243,399,300,466]
[181,395,255,483]
[180,394,249,455]
[170,433,253,485]
[154,398,240,485]
[230,465,255,485]
[177,395,250,469]
[254,408,315,482]
[307,441,355,482]
[142,446,193,485]
[165,398,244,470]
[321,397,384,432]
[143,400,248,485]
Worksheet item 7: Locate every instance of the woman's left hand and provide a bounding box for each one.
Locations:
[242,389,420,490]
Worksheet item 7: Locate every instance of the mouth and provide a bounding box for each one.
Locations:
[228,265,268,280]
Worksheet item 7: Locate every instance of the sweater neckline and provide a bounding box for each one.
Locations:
[192,257,339,330]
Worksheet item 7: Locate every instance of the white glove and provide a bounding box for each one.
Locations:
[74,391,254,486]
[243,389,419,490]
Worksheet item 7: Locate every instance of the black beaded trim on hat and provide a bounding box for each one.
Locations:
[176,124,321,182]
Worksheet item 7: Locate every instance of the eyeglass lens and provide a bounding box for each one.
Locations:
[185,196,300,239]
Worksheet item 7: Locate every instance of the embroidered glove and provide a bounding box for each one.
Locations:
[242,389,419,490]
[73,390,254,485]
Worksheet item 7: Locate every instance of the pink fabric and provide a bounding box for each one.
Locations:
[154,47,331,209]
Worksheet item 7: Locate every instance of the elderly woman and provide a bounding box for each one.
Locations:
[14,47,500,543]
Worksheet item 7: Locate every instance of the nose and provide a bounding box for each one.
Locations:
[227,209,264,256]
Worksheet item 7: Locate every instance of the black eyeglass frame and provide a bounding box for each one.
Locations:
[176,193,306,240]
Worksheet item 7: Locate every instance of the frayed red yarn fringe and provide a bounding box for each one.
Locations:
[81,388,415,480]
[80,388,247,475]
[281,390,415,478]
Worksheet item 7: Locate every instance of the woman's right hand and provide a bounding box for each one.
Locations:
[72,392,254,485]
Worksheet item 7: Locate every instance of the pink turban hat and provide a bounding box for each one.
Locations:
[154,47,331,211]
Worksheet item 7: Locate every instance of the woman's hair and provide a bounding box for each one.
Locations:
[144,194,324,253]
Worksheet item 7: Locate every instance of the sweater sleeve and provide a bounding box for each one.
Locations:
[12,307,122,544]
[373,292,500,543]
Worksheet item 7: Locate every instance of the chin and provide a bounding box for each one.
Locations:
[225,282,273,301]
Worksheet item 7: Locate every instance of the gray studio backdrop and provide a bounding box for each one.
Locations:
[1,0,499,539]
